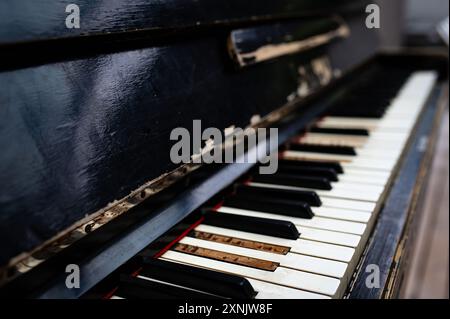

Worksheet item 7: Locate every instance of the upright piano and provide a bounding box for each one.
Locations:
[0,0,447,299]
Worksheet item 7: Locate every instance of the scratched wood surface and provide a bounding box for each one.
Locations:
[192,231,290,255]
[0,0,366,45]
[0,9,380,268]
[173,243,280,271]
[401,108,449,299]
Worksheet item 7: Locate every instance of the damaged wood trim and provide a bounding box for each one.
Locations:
[228,16,349,67]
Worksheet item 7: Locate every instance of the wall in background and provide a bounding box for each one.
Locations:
[375,0,448,47]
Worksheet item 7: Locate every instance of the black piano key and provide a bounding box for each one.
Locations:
[309,127,370,136]
[288,143,357,156]
[116,274,218,299]
[223,196,314,219]
[278,159,343,174]
[202,210,300,240]
[138,258,256,299]
[234,184,322,207]
[252,173,332,190]
[275,165,338,182]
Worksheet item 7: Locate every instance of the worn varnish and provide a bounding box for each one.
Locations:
[0,10,379,267]
[191,231,290,255]
[229,17,349,67]
[0,0,365,45]
[0,38,314,266]
[173,243,279,271]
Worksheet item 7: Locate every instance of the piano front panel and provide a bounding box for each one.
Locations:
[0,5,379,268]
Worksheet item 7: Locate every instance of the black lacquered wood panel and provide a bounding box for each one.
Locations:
[0,35,323,265]
[0,0,365,45]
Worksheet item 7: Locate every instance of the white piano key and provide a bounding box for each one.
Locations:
[342,158,395,171]
[338,172,389,186]
[281,151,398,171]
[316,117,380,130]
[321,197,376,212]
[249,182,380,202]
[247,278,330,299]
[296,227,361,249]
[217,207,366,235]
[355,148,402,160]
[317,117,417,131]
[312,206,371,223]
[281,150,354,162]
[342,168,390,179]
[330,182,385,194]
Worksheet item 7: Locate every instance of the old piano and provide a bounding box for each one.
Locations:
[0,1,448,299]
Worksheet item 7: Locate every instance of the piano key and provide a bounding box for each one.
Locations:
[217,208,367,235]
[354,148,402,159]
[224,199,371,224]
[252,173,332,190]
[202,211,300,239]
[342,158,396,171]
[234,183,322,206]
[320,197,376,212]
[223,196,314,219]
[275,165,339,181]
[330,182,384,194]
[116,274,218,299]
[244,176,384,200]
[288,144,357,156]
[309,127,370,136]
[316,117,385,130]
[179,236,348,279]
[342,167,390,179]
[309,186,382,203]
[249,182,380,202]
[245,278,330,299]
[173,243,280,271]
[161,250,344,297]
[312,206,372,223]
[139,258,257,298]
[280,150,355,162]
[281,150,397,171]
[277,159,343,173]
[189,230,291,255]
[295,134,368,148]
[336,173,389,186]
[296,135,406,154]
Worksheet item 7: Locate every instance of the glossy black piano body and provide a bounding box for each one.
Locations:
[0,0,447,298]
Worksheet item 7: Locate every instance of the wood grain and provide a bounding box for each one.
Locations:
[0,0,365,45]
[401,108,449,299]
[191,231,290,255]
[173,243,279,271]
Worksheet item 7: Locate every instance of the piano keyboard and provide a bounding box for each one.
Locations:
[103,70,437,299]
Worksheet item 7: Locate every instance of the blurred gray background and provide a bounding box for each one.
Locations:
[376,0,449,47]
